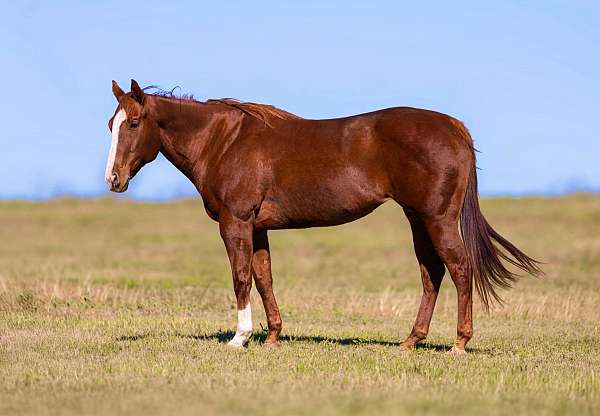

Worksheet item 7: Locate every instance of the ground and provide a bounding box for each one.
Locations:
[0,195,598,415]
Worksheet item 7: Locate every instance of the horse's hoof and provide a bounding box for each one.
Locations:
[447,346,467,355]
[226,339,247,349]
[399,342,415,352]
[263,341,279,350]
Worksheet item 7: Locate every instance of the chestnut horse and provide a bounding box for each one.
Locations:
[106,79,541,353]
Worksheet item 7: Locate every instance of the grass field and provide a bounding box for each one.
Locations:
[1,195,599,415]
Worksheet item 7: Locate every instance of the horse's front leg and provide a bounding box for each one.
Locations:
[252,230,282,348]
[219,211,254,348]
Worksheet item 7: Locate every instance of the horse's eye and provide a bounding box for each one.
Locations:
[129,119,139,129]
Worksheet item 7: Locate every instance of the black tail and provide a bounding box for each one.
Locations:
[460,158,543,310]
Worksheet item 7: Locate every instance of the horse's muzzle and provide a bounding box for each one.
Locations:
[108,172,129,193]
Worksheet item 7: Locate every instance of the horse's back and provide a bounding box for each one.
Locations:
[266,106,474,208]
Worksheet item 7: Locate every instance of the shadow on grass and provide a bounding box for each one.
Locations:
[116,334,154,342]
[116,330,490,354]
[175,330,467,353]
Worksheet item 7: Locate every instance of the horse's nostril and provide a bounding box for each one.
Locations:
[111,172,119,187]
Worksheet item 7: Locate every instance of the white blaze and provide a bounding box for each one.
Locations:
[105,109,127,185]
[227,303,253,348]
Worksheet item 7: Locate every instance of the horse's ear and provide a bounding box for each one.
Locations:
[130,79,145,104]
[112,80,125,101]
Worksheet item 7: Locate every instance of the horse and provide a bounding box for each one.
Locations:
[105,79,541,353]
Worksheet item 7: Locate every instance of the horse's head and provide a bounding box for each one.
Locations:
[105,79,161,192]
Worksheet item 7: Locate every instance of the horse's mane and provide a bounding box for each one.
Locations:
[206,98,301,126]
[144,86,302,127]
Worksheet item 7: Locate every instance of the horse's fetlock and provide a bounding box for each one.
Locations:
[411,328,428,340]
[459,327,473,340]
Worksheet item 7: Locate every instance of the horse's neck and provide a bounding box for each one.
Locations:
[153,96,242,190]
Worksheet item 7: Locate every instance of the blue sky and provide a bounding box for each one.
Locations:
[1,1,599,199]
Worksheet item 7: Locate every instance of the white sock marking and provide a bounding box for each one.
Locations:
[105,109,127,185]
[227,303,252,348]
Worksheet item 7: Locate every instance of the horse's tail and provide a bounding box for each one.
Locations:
[458,129,543,310]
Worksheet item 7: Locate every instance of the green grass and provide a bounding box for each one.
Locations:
[1,195,599,415]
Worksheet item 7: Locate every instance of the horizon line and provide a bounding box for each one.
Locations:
[0,188,598,203]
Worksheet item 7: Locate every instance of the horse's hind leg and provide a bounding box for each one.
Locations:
[400,209,446,350]
[423,216,473,353]
[252,230,282,348]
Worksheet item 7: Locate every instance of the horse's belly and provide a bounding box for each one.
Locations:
[254,183,388,230]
